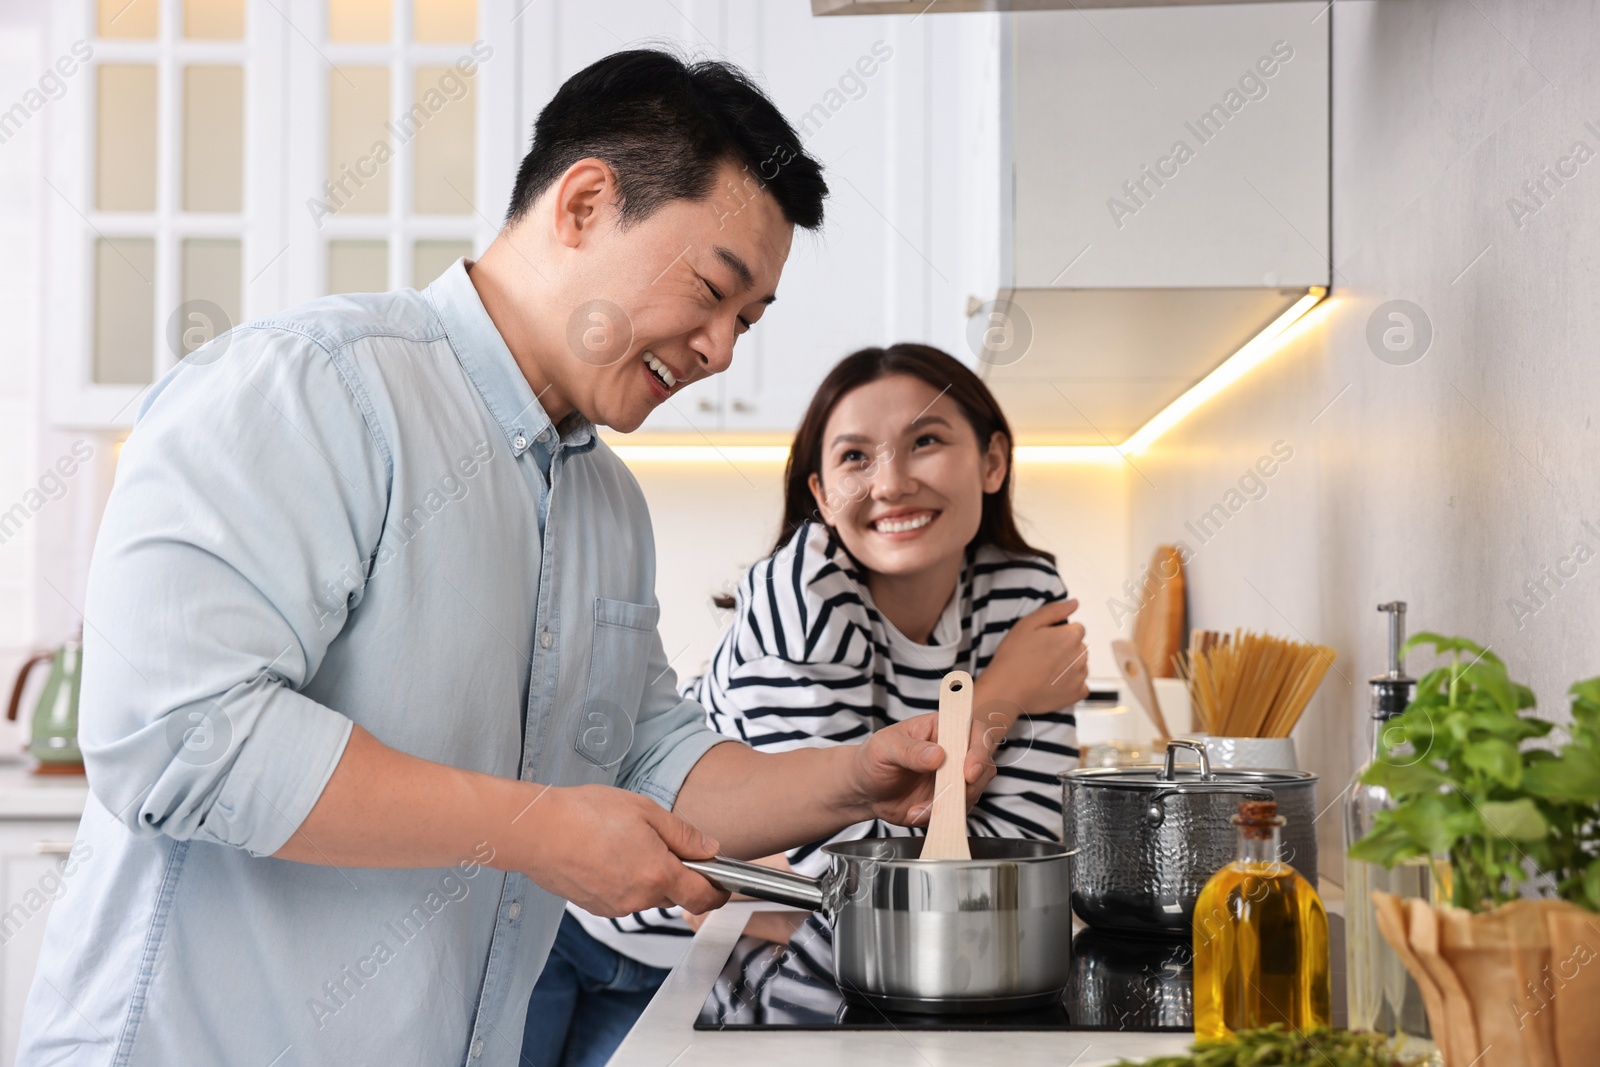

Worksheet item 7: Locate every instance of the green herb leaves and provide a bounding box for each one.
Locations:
[1462,737,1523,787]
[1346,632,1600,913]
[1524,747,1600,803]
[1477,797,1548,841]
[1114,1025,1425,1067]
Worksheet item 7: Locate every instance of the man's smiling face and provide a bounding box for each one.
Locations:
[539,159,794,433]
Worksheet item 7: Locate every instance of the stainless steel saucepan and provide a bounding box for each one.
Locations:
[685,837,1075,1013]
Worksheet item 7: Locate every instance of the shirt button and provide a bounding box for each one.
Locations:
[470,1038,483,1059]
[537,427,554,442]
[539,631,553,649]
[507,901,521,921]
[512,433,527,451]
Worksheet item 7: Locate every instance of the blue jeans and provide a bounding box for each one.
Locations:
[521,913,672,1067]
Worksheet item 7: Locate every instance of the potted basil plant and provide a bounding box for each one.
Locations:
[1348,633,1600,1067]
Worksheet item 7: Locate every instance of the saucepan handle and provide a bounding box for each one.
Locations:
[682,856,826,912]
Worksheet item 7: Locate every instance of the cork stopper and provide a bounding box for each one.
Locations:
[1232,800,1283,840]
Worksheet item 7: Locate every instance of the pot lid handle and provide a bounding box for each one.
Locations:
[1160,738,1212,782]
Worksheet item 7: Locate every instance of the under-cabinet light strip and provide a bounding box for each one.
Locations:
[1118,286,1326,456]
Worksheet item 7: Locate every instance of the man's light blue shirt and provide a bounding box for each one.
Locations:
[18,261,730,1066]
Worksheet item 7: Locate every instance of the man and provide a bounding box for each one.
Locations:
[17,51,1004,1066]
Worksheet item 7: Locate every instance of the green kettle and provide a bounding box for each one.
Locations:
[6,638,84,775]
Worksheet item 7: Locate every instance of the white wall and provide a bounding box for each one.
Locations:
[1129,0,1600,872]
[633,457,1129,686]
[0,1,114,753]
[0,12,45,753]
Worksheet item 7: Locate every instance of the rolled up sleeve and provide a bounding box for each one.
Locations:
[79,326,388,857]
[613,620,736,811]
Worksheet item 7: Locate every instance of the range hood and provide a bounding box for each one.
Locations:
[980,288,1315,446]
[914,3,1329,442]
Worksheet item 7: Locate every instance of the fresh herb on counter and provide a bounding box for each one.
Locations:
[1113,1025,1425,1067]
[1346,633,1600,912]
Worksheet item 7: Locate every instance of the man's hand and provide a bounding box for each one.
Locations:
[514,785,730,917]
[843,713,995,826]
[684,852,793,931]
[277,726,730,919]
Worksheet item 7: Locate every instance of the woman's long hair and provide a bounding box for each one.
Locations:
[773,343,1053,564]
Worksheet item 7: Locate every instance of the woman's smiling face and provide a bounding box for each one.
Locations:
[808,373,1008,578]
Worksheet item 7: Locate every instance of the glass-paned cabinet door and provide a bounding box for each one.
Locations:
[47,0,279,428]
[47,0,513,429]
[284,0,515,307]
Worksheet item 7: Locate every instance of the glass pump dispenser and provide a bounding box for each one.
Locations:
[1343,601,1439,1058]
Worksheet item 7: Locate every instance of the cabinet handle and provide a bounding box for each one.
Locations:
[34,842,74,856]
[730,399,754,414]
[696,399,718,413]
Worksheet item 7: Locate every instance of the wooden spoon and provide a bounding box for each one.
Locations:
[1112,638,1172,742]
[921,670,973,861]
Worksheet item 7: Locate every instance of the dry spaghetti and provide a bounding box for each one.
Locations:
[1177,628,1335,738]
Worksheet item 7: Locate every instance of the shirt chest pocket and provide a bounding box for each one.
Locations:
[572,597,658,776]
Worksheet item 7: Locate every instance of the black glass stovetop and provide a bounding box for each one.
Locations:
[693,911,1194,1032]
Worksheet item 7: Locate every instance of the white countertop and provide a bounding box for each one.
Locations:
[607,901,1193,1067]
[0,758,89,819]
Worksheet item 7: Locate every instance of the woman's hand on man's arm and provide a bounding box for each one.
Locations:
[968,598,1090,776]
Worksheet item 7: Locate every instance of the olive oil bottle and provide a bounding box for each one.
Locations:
[1192,800,1330,1041]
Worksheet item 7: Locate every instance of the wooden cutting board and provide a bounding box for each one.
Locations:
[1133,545,1186,677]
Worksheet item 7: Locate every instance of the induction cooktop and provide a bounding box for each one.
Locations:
[692,910,1194,1033]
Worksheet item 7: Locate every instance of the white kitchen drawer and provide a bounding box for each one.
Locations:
[0,816,86,1066]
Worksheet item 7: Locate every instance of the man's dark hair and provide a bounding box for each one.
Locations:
[506,49,827,231]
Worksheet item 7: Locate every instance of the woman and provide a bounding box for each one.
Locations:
[692,342,1087,871]
[524,343,1088,1065]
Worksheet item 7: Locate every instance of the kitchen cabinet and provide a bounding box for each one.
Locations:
[44,0,517,429]
[46,1,1325,439]
[955,2,1331,441]
[1003,3,1329,290]
[47,0,969,436]
[0,765,90,1063]
[0,815,86,1065]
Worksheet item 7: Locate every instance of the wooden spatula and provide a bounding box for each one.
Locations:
[921,670,973,861]
[1112,637,1172,742]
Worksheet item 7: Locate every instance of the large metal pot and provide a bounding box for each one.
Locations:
[685,837,1074,1013]
[1059,739,1318,935]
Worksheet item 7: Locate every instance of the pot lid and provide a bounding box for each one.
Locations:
[1059,765,1318,790]
[1058,738,1317,790]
